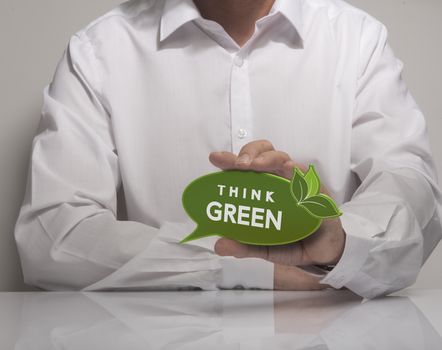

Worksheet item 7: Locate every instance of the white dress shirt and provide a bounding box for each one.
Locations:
[14,0,442,298]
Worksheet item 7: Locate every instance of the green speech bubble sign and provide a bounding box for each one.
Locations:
[181,166,342,246]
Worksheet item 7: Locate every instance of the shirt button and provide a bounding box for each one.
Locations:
[237,128,247,139]
[233,55,244,67]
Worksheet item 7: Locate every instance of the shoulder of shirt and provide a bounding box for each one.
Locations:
[72,0,160,42]
[305,0,386,32]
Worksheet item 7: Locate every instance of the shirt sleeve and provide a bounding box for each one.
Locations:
[13,31,274,291]
[319,17,442,298]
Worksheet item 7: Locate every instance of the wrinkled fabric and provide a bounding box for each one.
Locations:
[14,0,441,298]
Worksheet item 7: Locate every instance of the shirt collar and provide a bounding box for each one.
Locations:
[271,0,304,42]
[160,0,200,42]
[160,0,304,44]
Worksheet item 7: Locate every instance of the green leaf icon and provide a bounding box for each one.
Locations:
[290,168,308,203]
[299,194,342,218]
[304,165,320,199]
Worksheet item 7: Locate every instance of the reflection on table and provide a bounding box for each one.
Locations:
[2,289,441,349]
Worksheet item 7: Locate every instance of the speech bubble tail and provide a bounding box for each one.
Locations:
[180,227,211,244]
[180,235,198,244]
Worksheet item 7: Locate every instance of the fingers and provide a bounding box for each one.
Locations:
[211,150,293,177]
[209,139,276,170]
[283,160,308,177]
[267,243,306,266]
[209,141,329,193]
[274,264,327,291]
[209,151,238,170]
[235,139,275,167]
[214,238,327,291]
[214,238,268,260]
[210,139,299,178]
[249,150,291,177]
[215,238,306,266]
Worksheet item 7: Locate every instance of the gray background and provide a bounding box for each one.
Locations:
[0,0,441,291]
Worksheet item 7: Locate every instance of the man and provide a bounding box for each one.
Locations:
[14,0,442,298]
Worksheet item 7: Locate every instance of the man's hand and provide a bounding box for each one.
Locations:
[209,140,346,290]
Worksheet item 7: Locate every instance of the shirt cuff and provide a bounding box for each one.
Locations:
[319,211,375,290]
[218,256,274,290]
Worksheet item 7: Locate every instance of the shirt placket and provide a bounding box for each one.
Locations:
[230,50,254,154]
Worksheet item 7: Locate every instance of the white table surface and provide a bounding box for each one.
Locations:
[0,289,441,349]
